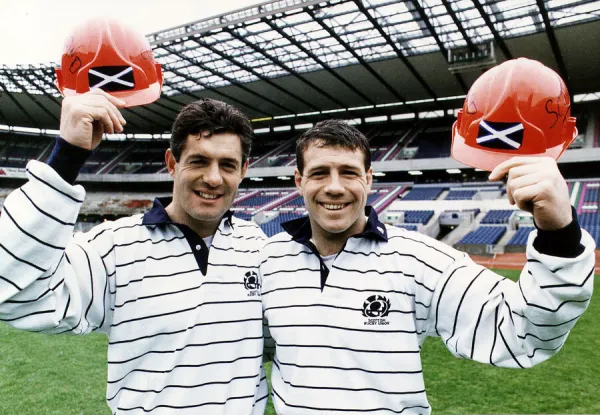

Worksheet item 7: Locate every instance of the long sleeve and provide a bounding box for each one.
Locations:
[0,160,114,335]
[427,229,595,368]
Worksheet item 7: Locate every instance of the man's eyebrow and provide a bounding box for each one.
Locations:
[219,157,241,165]
[338,164,362,171]
[187,154,240,165]
[306,165,330,173]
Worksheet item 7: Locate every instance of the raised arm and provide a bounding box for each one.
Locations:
[428,157,595,367]
[0,90,126,334]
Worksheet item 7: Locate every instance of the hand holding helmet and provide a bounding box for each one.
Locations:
[489,156,572,230]
[59,89,127,150]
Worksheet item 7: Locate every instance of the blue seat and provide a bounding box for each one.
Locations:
[446,190,476,200]
[459,226,506,244]
[507,227,535,246]
[402,187,444,201]
[480,210,514,224]
[403,210,434,224]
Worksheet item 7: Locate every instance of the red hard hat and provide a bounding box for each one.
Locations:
[55,17,163,107]
[451,58,577,171]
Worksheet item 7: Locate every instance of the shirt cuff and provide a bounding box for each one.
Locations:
[46,136,92,184]
[533,206,584,258]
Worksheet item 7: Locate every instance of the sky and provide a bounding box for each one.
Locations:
[0,0,266,66]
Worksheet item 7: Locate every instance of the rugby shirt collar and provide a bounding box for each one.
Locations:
[142,197,234,228]
[281,205,388,243]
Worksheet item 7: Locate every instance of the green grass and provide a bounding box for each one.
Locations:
[0,269,598,414]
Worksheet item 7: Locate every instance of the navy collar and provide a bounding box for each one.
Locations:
[281,205,387,243]
[142,197,233,228]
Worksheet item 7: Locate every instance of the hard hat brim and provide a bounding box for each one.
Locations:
[451,122,566,172]
[61,81,162,108]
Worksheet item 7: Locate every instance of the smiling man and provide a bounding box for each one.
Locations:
[0,90,269,414]
[259,119,595,414]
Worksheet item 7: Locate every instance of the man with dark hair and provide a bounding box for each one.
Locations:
[0,89,269,414]
[260,120,595,414]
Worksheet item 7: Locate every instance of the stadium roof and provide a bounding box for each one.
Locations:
[1,0,599,134]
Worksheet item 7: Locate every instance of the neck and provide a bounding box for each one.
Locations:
[165,203,221,238]
[310,216,367,257]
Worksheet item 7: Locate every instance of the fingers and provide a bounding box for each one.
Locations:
[85,106,116,134]
[511,184,540,212]
[83,93,126,132]
[488,156,542,181]
[89,88,127,108]
[505,170,545,206]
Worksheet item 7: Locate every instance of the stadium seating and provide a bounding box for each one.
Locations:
[580,211,600,246]
[506,226,535,246]
[480,210,514,224]
[580,212,600,228]
[234,191,291,209]
[445,190,477,200]
[413,128,452,159]
[459,226,506,244]
[584,187,599,203]
[403,210,434,224]
[259,212,307,237]
[279,195,305,208]
[402,187,444,201]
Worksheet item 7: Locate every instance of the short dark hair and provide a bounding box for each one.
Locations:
[170,99,253,164]
[296,119,371,173]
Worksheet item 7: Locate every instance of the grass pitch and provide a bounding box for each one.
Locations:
[0,269,598,414]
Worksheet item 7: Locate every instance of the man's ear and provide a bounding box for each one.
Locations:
[240,159,249,179]
[165,149,177,177]
[366,167,373,190]
[294,168,303,194]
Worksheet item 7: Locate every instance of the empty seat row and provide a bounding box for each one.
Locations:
[480,210,514,224]
[580,212,600,228]
[259,212,307,237]
[459,226,506,244]
[445,190,477,200]
[584,187,599,202]
[234,192,289,208]
[402,187,444,201]
[506,226,535,246]
[403,210,434,224]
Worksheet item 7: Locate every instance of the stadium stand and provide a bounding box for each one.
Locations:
[480,209,514,224]
[403,210,434,224]
[507,226,535,246]
[259,211,307,237]
[413,127,452,159]
[459,226,507,245]
[233,190,292,209]
[401,187,444,201]
[445,190,477,200]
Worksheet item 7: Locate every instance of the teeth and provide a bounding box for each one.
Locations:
[323,203,345,210]
[197,192,218,199]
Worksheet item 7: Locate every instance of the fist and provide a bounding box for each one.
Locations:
[59,89,127,150]
[489,157,572,231]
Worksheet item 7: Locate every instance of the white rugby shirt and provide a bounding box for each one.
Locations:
[260,206,595,414]
[0,161,269,415]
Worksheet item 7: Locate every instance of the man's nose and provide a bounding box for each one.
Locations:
[324,172,345,195]
[203,163,223,187]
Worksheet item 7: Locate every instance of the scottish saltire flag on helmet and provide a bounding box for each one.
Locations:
[88,66,135,92]
[476,120,524,150]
